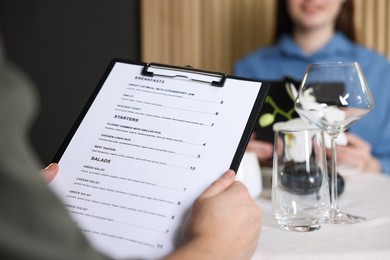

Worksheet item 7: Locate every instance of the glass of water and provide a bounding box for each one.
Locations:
[271,122,329,232]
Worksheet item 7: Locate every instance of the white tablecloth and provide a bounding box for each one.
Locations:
[252,172,390,259]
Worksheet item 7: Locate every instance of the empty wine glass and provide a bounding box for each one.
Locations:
[294,62,374,224]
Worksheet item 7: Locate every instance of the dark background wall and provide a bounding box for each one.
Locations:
[0,0,140,165]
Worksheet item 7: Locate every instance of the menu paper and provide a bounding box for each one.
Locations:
[50,60,267,259]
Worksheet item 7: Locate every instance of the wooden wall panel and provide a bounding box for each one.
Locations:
[142,0,390,74]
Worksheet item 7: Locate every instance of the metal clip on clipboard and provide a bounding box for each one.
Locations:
[141,63,226,87]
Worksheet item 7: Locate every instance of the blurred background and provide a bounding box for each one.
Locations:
[0,0,140,164]
[141,0,390,72]
[1,0,389,165]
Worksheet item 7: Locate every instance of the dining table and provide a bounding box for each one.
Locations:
[249,167,390,260]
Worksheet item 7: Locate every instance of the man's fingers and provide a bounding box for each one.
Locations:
[41,163,59,183]
[200,170,235,199]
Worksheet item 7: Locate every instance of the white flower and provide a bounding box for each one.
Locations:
[324,131,348,148]
[273,118,318,162]
[323,106,346,124]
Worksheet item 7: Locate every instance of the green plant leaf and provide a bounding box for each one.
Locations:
[259,113,275,127]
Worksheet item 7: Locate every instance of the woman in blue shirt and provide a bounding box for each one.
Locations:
[235,0,390,174]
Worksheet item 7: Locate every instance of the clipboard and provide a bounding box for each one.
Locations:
[50,59,269,259]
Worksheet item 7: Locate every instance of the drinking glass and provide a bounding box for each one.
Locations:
[294,62,374,224]
[272,125,329,232]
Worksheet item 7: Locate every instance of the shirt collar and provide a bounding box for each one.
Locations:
[277,32,354,60]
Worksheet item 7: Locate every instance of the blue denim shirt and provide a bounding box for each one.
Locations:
[234,32,390,174]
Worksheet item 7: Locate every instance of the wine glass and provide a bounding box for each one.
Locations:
[294,62,374,224]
